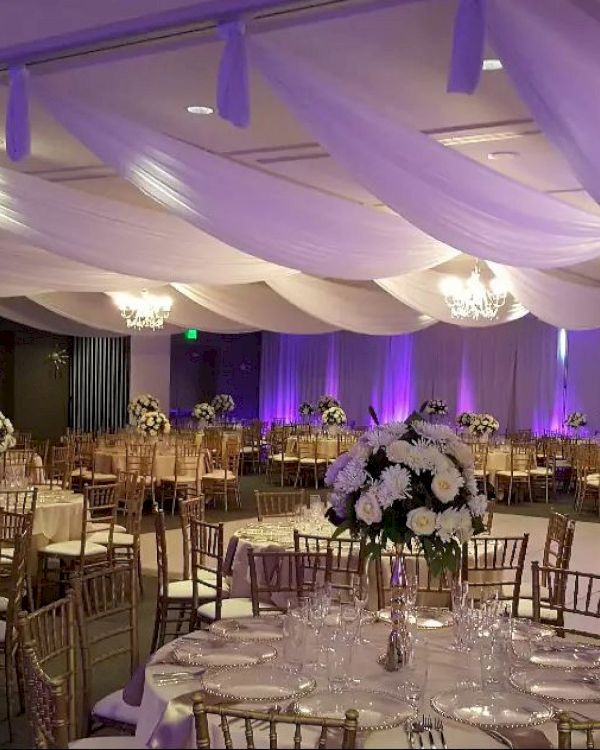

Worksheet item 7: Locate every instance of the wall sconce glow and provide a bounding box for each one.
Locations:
[558,328,568,363]
[112,289,172,331]
[186,105,214,115]
[482,59,503,71]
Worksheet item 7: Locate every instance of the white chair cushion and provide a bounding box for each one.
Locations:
[473,469,489,477]
[0,620,7,643]
[69,737,145,749]
[167,574,230,600]
[0,548,14,560]
[298,458,327,465]
[529,467,552,476]
[86,522,127,534]
[92,689,139,727]
[270,454,298,463]
[160,475,196,484]
[196,597,257,622]
[0,596,7,612]
[496,470,530,478]
[88,472,118,481]
[586,476,600,488]
[517,599,559,622]
[202,470,238,481]
[87,532,135,547]
[241,446,259,454]
[519,584,551,601]
[39,540,108,558]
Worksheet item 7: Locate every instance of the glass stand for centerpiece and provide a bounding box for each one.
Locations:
[381,546,412,672]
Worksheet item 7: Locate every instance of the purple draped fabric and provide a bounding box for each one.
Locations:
[217,19,250,128]
[260,317,562,432]
[447,0,486,94]
[6,65,30,162]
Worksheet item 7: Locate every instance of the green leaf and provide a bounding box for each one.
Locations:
[331,522,351,540]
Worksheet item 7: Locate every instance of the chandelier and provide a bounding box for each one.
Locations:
[112,289,173,330]
[442,262,507,321]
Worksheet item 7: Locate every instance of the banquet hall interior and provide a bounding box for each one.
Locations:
[1,1,600,748]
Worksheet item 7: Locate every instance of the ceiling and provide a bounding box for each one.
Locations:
[0,0,596,335]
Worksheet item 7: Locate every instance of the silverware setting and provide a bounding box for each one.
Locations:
[406,715,445,749]
[152,669,205,685]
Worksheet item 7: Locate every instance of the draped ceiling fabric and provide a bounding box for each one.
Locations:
[1,1,600,337]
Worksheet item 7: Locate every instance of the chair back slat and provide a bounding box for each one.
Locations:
[255,490,306,522]
[294,531,364,602]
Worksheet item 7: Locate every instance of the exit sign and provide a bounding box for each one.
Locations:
[184,329,198,340]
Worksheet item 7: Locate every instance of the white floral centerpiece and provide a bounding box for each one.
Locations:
[192,402,215,426]
[299,401,315,419]
[128,393,160,424]
[468,413,500,438]
[0,412,16,453]
[565,411,587,430]
[137,411,171,438]
[424,399,448,416]
[322,405,347,428]
[211,393,235,416]
[456,412,474,428]
[325,414,486,574]
[317,394,340,414]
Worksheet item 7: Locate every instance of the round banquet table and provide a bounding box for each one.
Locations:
[135,620,573,749]
[94,448,206,485]
[285,436,340,460]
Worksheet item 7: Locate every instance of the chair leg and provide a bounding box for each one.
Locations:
[136,551,144,598]
[4,652,14,743]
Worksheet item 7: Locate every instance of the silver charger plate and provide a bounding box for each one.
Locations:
[377,607,453,629]
[431,687,554,728]
[172,635,277,667]
[210,616,284,642]
[529,640,600,670]
[199,664,316,702]
[511,619,555,642]
[293,689,412,731]
[511,666,600,703]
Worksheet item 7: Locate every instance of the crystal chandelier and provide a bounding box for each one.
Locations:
[442,261,507,321]
[113,289,173,330]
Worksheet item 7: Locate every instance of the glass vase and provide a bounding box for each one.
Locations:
[382,544,411,672]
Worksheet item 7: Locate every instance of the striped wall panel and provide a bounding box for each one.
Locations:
[69,337,130,432]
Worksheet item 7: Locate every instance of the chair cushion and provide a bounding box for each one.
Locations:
[473,469,489,477]
[160,475,196,485]
[298,458,327,465]
[196,597,257,622]
[241,446,259,454]
[529,467,552,476]
[519,584,551,601]
[496,470,530,478]
[87,522,127,534]
[0,596,7,613]
[586,475,600,488]
[87,532,135,547]
[89,472,118,482]
[202,470,238,481]
[517,598,559,622]
[167,574,230,600]
[39,540,108,558]
[69,737,145,749]
[92,689,139,728]
[270,454,298,463]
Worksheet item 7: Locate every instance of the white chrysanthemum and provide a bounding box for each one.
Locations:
[446,441,474,468]
[351,441,371,466]
[436,507,460,543]
[406,507,436,536]
[413,420,457,444]
[364,429,396,451]
[455,507,474,542]
[379,465,412,508]
[468,495,488,517]
[334,459,368,495]
[355,490,383,526]
[386,440,412,465]
[431,468,463,504]
[385,421,408,439]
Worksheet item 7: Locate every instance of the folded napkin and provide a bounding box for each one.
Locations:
[122,661,148,706]
[485,727,552,749]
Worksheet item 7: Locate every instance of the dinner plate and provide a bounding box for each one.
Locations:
[293,689,412,731]
[431,687,554,728]
[529,640,600,670]
[511,619,555,642]
[199,664,316,702]
[511,666,600,703]
[210,616,284,642]
[172,635,277,667]
[378,607,453,629]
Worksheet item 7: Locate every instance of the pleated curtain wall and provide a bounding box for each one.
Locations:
[69,337,130,432]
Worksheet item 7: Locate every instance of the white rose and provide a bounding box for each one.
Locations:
[431,470,463,504]
[355,490,383,526]
[407,507,436,536]
[436,507,460,543]
[455,508,474,542]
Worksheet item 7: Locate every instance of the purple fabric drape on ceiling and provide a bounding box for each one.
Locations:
[260,317,564,432]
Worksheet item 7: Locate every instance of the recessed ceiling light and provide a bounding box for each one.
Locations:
[487,150,519,160]
[482,58,503,71]
[186,105,214,115]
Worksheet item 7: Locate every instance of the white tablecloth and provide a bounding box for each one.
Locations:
[135,621,577,749]
[33,492,84,549]
[95,449,205,484]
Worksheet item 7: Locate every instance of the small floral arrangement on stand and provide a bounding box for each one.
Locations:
[128,394,160,424]
[456,412,474,428]
[211,393,235,417]
[468,414,500,438]
[0,412,16,453]
[137,411,171,438]
[299,401,315,420]
[322,405,347,432]
[317,394,340,414]
[565,411,587,431]
[424,399,448,416]
[192,402,215,426]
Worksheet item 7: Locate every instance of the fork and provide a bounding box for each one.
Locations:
[422,715,437,749]
[412,718,425,749]
[434,718,447,749]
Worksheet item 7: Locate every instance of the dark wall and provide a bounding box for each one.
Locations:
[0,318,71,441]
[170,332,262,420]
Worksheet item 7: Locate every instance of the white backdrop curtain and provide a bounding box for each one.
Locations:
[249,22,600,269]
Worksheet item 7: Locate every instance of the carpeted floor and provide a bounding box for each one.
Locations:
[1,473,594,747]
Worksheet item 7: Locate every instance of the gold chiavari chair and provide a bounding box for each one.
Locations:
[266,427,298,487]
[576,444,600,514]
[2,447,36,487]
[43,444,75,490]
[73,562,140,735]
[239,425,261,476]
[0,505,35,607]
[193,697,359,750]
[471,443,490,499]
[0,487,37,514]
[12,431,31,449]
[294,531,364,604]
[201,443,241,512]
[125,442,157,503]
[248,548,333,616]
[191,519,254,625]
[462,534,529,616]
[159,444,203,515]
[495,442,535,505]
[254,489,306,521]
[483,500,495,534]
[557,711,600,749]
[294,435,328,489]
[179,493,206,581]
[30,438,49,473]
[376,549,454,610]
[71,442,118,492]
